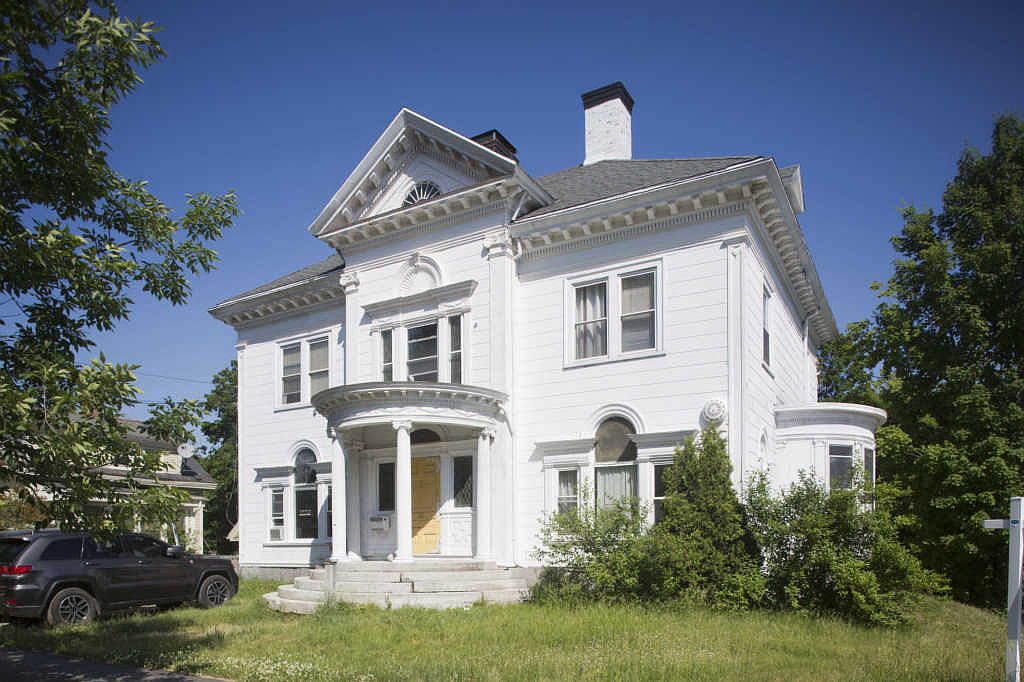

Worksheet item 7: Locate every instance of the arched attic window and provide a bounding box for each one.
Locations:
[294,449,318,539]
[403,181,441,206]
[594,417,637,509]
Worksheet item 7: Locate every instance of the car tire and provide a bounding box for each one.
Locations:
[46,587,98,627]
[197,575,233,609]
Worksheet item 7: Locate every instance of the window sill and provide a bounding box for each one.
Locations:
[263,540,332,548]
[273,402,315,414]
[565,349,665,370]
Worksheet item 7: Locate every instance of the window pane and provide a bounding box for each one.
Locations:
[407,358,438,382]
[408,322,438,380]
[595,465,636,509]
[282,375,300,404]
[558,470,578,498]
[378,462,395,512]
[408,322,438,344]
[595,417,637,463]
[864,448,875,484]
[575,282,607,321]
[449,316,462,384]
[325,486,332,538]
[449,316,462,351]
[575,320,607,359]
[309,339,329,372]
[622,311,655,352]
[83,537,121,559]
[829,444,854,490]
[622,273,654,313]
[453,456,473,508]
[382,329,393,363]
[310,370,329,397]
[295,489,317,539]
[282,345,300,375]
[271,489,284,523]
[41,538,82,561]
[654,464,669,499]
[654,499,665,524]
[450,354,462,384]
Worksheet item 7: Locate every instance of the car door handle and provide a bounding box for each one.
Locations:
[136,560,150,565]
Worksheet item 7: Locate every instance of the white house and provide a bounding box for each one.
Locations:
[210,82,885,582]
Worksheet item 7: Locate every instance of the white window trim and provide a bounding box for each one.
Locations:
[563,259,664,369]
[556,468,580,514]
[826,441,857,492]
[762,281,773,373]
[266,485,286,543]
[274,327,338,411]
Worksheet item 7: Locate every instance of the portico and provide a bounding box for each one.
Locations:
[313,382,505,563]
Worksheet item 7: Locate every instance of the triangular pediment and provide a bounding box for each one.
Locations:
[308,109,523,238]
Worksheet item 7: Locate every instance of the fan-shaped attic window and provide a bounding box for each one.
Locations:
[403,181,441,206]
[595,417,637,463]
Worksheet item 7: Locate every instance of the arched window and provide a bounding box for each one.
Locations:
[293,449,318,539]
[410,428,441,445]
[594,417,637,509]
[403,181,441,206]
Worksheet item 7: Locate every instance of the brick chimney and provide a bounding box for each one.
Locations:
[582,81,634,165]
[471,129,517,161]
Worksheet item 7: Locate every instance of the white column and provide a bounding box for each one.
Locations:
[475,428,494,559]
[328,431,348,562]
[339,272,360,385]
[345,440,363,559]
[393,420,413,561]
[195,501,205,554]
[1007,497,1022,682]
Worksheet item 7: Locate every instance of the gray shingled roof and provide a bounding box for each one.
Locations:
[214,253,344,308]
[523,157,760,219]
[216,157,759,308]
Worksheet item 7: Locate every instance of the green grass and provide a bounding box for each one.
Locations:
[0,579,1006,681]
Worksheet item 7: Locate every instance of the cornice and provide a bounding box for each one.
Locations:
[209,274,344,330]
[313,382,507,430]
[362,280,478,319]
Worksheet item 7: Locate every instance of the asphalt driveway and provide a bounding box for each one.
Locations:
[0,648,223,681]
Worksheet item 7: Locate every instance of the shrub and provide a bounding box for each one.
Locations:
[744,472,943,625]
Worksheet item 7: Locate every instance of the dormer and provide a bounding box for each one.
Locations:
[307,109,551,252]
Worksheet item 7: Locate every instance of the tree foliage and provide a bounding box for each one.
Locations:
[0,1,239,530]
[200,362,238,554]
[819,114,1024,606]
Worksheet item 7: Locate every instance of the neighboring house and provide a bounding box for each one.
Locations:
[210,82,885,578]
[92,419,216,553]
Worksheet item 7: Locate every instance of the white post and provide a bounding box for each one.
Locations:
[345,440,363,559]
[475,428,494,559]
[393,420,413,561]
[328,432,348,563]
[1008,497,1022,682]
[984,496,1023,682]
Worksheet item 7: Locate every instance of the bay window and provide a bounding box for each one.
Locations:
[829,444,854,490]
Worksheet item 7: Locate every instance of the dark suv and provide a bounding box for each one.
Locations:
[0,530,237,626]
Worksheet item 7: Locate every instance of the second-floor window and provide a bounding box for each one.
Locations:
[569,263,660,364]
[407,321,439,381]
[279,335,331,406]
[379,315,465,383]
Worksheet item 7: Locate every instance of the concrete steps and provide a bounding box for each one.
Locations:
[263,559,529,612]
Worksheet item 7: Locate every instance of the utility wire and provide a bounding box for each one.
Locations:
[135,372,212,385]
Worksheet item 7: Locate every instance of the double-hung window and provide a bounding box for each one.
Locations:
[762,286,772,368]
[269,488,285,541]
[569,263,660,364]
[279,335,331,406]
[829,444,854,490]
[557,470,579,514]
[379,315,466,383]
[653,464,670,523]
[407,322,439,381]
[449,315,463,384]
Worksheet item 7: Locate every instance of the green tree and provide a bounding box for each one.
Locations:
[820,114,1024,607]
[0,1,239,531]
[200,362,238,554]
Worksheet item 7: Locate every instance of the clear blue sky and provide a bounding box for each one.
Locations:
[92,0,1023,420]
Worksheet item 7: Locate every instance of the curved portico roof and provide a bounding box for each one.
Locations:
[312,382,507,430]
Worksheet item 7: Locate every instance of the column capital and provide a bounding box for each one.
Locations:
[339,271,360,294]
[483,229,515,259]
[479,427,496,441]
[392,420,412,432]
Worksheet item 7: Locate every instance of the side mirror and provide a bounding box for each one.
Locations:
[165,545,184,559]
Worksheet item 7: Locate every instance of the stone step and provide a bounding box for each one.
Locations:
[309,568,328,580]
[264,592,319,615]
[481,588,530,604]
[333,559,497,573]
[388,591,483,609]
[335,580,413,594]
[277,585,331,603]
[332,572,404,583]
[293,576,326,591]
[411,579,527,593]
[399,569,514,582]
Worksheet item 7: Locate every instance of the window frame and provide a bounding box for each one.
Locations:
[827,443,855,491]
[653,463,670,524]
[556,469,580,514]
[564,260,663,368]
[275,329,336,410]
[762,284,772,369]
[268,486,285,541]
[377,313,468,384]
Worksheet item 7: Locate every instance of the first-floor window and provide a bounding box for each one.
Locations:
[557,470,579,513]
[407,321,439,381]
[269,488,284,541]
[653,464,670,523]
[294,489,317,539]
[829,444,854,490]
[324,485,332,538]
[453,456,473,508]
[864,447,875,487]
[595,465,636,510]
[378,462,396,512]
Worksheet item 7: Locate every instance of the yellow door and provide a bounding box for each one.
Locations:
[411,457,441,555]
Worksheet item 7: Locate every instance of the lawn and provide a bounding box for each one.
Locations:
[0,579,1007,681]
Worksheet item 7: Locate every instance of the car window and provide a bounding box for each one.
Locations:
[83,536,124,559]
[124,534,166,559]
[0,539,29,563]
[40,538,82,561]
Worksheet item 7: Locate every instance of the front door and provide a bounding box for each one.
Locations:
[411,457,440,555]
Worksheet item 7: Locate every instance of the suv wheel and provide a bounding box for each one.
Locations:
[198,575,233,608]
[46,587,98,626]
